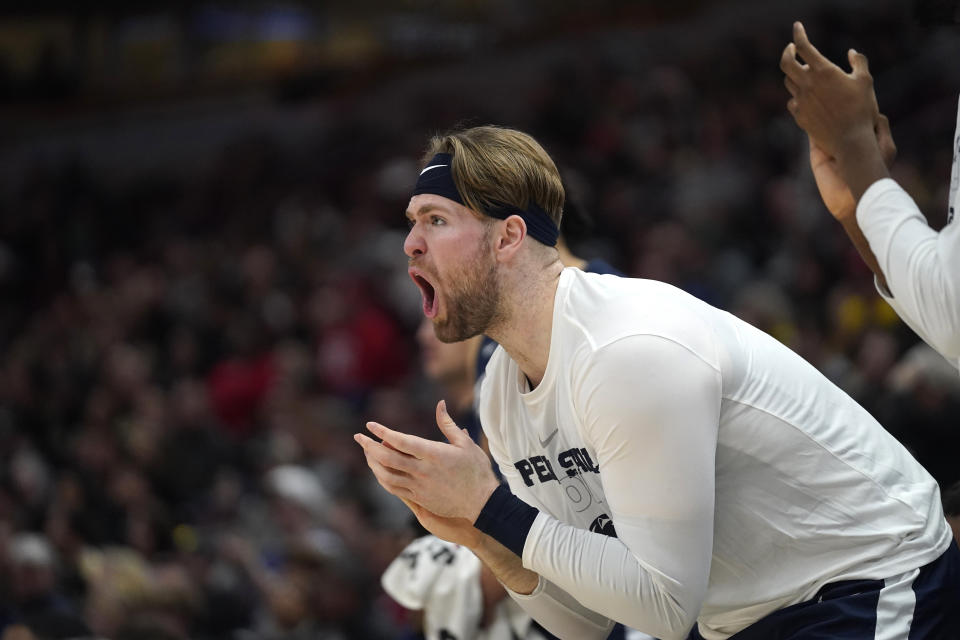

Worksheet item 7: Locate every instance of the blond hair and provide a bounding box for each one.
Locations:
[423,126,564,227]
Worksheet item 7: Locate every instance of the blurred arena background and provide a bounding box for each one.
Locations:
[1,1,959,638]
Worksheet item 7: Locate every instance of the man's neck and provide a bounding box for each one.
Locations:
[486,259,564,389]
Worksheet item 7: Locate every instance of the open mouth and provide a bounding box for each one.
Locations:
[409,269,439,318]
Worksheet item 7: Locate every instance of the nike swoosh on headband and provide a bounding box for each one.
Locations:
[419,164,447,176]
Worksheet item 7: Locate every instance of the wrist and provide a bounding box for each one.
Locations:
[460,523,487,551]
[835,130,889,202]
[834,205,858,224]
[469,478,501,523]
[833,125,878,166]
[473,485,540,558]
[473,532,540,596]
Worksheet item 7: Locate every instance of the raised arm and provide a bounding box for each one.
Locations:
[780,23,896,284]
[804,122,897,291]
[781,21,960,363]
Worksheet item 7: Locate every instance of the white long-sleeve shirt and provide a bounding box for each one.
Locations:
[854,99,960,371]
[476,268,951,640]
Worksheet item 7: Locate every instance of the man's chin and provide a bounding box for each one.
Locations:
[433,319,479,344]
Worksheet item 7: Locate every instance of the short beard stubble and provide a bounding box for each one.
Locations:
[433,227,501,344]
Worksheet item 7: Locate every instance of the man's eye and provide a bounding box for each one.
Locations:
[430,216,445,225]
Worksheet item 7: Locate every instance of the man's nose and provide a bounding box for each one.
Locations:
[404,226,425,258]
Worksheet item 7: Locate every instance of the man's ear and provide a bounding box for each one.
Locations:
[494,215,527,262]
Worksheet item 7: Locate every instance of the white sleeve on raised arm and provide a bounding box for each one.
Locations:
[520,335,720,640]
[857,178,960,366]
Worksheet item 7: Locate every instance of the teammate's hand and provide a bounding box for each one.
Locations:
[355,400,500,523]
[781,21,879,160]
[808,114,896,221]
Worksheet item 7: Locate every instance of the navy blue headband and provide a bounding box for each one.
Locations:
[412,153,560,247]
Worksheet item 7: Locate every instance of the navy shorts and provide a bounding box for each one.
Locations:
[688,542,960,639]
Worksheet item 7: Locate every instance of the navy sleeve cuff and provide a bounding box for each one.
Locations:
[473,484,539,557]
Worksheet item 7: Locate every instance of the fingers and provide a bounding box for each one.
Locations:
[780,42,807,82]
[365,454,414,498]
[787,97,798,116]
[792,21,828,70]
[875,113,890,137]
[435,400,465,444]
[782,56,802,123]
[355,434,416,497]
[784,75,800,97]
[848,49,870,77]
[355,433,419,474]
[365,421,431,458]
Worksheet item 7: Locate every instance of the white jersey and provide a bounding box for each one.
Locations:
[479,268,952,640]
[382,535,552,640]
[854,98,960,371]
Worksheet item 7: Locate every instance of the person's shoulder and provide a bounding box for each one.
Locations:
[562,271,708,338]
[560,270,723,367]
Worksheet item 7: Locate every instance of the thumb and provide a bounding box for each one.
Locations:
[848,49,870,76]
[435,400,464,444]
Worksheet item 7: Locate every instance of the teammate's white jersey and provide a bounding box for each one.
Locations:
[382,535,554,640]
[479,268,952,640]
[855,98,960,371]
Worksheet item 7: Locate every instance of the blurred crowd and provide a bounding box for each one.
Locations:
[2,4,960,639]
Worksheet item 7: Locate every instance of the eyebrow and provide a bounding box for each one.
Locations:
[404,203,442,221]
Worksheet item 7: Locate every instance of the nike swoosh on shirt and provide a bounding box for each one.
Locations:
[538,429,559,447]
[419,164,447,176]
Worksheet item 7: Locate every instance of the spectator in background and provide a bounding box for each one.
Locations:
[81,547,200,640]
[1,533,89,639]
